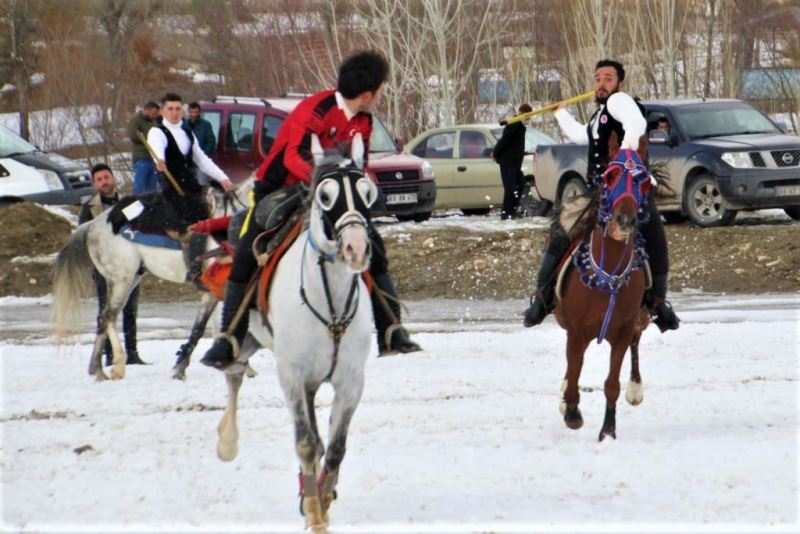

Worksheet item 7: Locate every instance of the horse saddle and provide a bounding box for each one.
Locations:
[108,192,186,247]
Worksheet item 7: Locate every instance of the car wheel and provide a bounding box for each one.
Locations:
[662,211,688,224]
[413,211,432,222]
[462,208,491,216]
[684,174,737,227]
[784,207,800,221]
[518,183,552,217]
[559,177,589,206]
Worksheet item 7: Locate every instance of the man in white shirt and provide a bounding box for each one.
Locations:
[523,60,679,332]
[147,92,234,289]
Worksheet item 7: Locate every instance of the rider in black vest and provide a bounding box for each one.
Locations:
[147,92,234,289]
[523,59,680,332]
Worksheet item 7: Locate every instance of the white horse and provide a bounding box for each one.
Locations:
[51,179,253,381]
[216,135,376,534]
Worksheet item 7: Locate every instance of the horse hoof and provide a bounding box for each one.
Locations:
[172,365,187,381]
[303,496,328,533]
[110,366,125,380]
[564,407,583,429]
[625,381,644,406]
[216,440,238,462]
[94,371,109,382]
[598,428,617,441]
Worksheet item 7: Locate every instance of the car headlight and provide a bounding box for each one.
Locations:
[37,169,64,190]
[721,152,753,169]
[421,160,435,179]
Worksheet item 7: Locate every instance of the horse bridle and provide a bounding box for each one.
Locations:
[300,168,372,381]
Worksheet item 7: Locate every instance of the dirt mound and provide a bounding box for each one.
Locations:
[0,203,798,301]
[0,202,72,261]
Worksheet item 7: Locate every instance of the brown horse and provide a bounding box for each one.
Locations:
[553,148,653,441]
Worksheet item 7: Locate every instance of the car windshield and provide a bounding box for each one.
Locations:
[491,127,556,153]
[370,117,398,153]
[0,125,38,157]
[674,102,779,139]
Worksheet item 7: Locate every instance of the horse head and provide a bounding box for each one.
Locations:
[308,133,377,273]
[206,176,254,217]
[600,148,651,241]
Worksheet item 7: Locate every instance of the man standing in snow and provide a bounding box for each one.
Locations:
[493,103,532,219]
[522,59,680,332]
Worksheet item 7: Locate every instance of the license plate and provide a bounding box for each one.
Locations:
[775,185,800,196]
[385,192,418,205]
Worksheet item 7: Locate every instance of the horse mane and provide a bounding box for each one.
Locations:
[107,193,185,235]
[555,191,600,242]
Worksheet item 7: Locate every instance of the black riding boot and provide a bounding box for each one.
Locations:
[183,233,208,291]
[523,252,561,327]
[648,274,680,332]
[122,285,147,364]
[371,273,421,356]
[201,281,250,369]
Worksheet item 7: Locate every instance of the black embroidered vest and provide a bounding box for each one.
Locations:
[156,119,200,194]
[585,98,646,182]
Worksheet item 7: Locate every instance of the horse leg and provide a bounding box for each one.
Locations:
[563,334,590,430]
[173,294,219,380]
[88,317,109,381]
[318,381,363,523]
[599,338,630,441]
[625,330,644,406]
[216,367,244,461]
[288,388,327,534]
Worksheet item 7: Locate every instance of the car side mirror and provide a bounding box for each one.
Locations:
[482,147,493,157]
[648,129,669,144]
[394,137,405,152]
[776,121,788,133]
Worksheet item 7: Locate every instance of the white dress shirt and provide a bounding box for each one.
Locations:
[147,119,229,185]
[554,92,647,150]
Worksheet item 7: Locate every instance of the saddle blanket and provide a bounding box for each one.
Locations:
[119,225,182,250]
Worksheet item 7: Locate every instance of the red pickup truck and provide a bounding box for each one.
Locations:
[199,95,436,222]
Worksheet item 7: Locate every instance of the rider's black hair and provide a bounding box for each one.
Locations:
[336,51,389,99]
[595,59,625,82]
[90,163,112,180]
[161,92,183,104]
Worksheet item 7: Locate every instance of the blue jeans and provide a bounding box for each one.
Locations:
[132,158,158,194]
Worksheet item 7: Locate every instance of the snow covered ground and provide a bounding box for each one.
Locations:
[1,294,798,533]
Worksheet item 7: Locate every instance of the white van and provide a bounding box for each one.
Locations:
[0,125,93,207]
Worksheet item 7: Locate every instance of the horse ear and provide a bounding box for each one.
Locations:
[311,134,325,167]
[351,133,365,170]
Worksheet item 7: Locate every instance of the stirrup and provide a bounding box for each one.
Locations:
[651,299,680,332]
[201,333,241,369]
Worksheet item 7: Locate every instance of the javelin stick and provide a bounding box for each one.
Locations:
[499,90,596,126]
[136,130,185,196]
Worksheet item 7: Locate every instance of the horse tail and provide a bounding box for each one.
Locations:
[51,223,94,342]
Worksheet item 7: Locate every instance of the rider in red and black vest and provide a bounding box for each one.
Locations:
[523,59,680,332]
[202,51,422,369]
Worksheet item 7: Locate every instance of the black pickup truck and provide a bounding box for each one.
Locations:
[531,98,800,226]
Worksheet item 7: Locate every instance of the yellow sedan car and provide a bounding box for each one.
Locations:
[405,124,556,215]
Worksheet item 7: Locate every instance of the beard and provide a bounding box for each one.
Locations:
[595,87,618,105]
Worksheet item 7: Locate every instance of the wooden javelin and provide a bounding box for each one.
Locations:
[136,130,185,196]
[499,91,596,126]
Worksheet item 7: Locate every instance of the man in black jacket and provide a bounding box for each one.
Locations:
[493,104,532,219]
[78,164,145,365]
